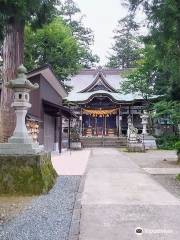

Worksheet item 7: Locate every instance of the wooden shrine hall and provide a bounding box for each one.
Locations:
[66,67,148,137]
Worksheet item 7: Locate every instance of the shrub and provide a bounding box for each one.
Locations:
[156,134,180,150]
[175,141,180,154]
[70,127,80,142]
[176,174,180,181]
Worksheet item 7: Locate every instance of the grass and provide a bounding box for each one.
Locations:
[176,174,180,181]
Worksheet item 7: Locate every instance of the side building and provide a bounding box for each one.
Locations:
[27,65,76,152]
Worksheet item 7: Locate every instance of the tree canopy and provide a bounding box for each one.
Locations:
[107,14,140,69]
[0,0,58,42]
[59,0,99,68]
[123,0,180,101]
[24,18,81,88]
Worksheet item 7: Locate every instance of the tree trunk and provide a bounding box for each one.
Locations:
[0,18,25,142]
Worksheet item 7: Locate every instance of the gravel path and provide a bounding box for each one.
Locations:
[0,176,81,240]
[152,175,180,199]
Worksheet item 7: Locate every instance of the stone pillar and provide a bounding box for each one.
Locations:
[79,115,82,136]
[119,115,122,136]
[141,110,149,135]
[127,115,132,138]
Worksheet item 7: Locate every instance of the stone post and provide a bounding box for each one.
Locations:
[141,110,149,135]
[118,115,122,136]
[127,115,132,138]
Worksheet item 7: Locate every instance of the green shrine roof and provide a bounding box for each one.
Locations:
[67,90,144,103]
[65,67,157,103]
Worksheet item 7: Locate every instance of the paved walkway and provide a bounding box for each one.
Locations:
[52,149,91,176]
[79,148,180,240]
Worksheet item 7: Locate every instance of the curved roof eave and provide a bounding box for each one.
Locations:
[65,91,145,104]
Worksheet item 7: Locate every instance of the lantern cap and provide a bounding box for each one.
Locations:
[6,65,39,90]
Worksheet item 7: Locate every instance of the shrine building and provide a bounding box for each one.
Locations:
[66,67,148,137]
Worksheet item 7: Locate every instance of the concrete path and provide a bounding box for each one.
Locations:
[51,149,90,176]
[79,148,180,240]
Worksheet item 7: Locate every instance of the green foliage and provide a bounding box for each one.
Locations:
[175,141,180,154]
[156,134,179,150]
[24,18,81,84]
[0,0,58,40]
[153,100,180,126]
[125,0,180,100]
[70,127,80,142]
[59,0,99,68]
[120,44,158,100]
[176,174,180,181]
[107,14,141,68]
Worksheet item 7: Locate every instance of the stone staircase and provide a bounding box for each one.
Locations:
[80,136,127,148]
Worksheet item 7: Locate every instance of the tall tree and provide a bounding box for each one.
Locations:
[24,18,81,89]
[125,0,180,100]
[107,14,140,69]
[59,0,99,68]
[0,0,58,141]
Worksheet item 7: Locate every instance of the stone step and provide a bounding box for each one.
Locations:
[80,137,127,148]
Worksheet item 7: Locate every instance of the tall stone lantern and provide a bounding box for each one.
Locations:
[0,65,57,195]
[0,65,42,154]
[141,110,149,135]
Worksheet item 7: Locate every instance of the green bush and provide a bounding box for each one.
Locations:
[175,141,180,154]
[70,127,80,142]
[176,174,180,181]
[156,134,180,150]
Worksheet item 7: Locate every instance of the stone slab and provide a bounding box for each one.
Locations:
[143,168,180,175]
[0,143,43,155]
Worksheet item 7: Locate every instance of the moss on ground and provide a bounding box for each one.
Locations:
[0,153,57,195]
[176,174,180,181]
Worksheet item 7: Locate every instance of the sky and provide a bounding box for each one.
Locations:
[75,0,128,66]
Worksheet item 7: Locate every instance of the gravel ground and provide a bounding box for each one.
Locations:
[0,176,81,240]
[152,174,180,199]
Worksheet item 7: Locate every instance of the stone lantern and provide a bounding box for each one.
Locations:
[0,65,57,195]
[0,65,43,154]
[141,110,149,135]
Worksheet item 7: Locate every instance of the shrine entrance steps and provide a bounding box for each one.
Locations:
[80,136,127,148]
